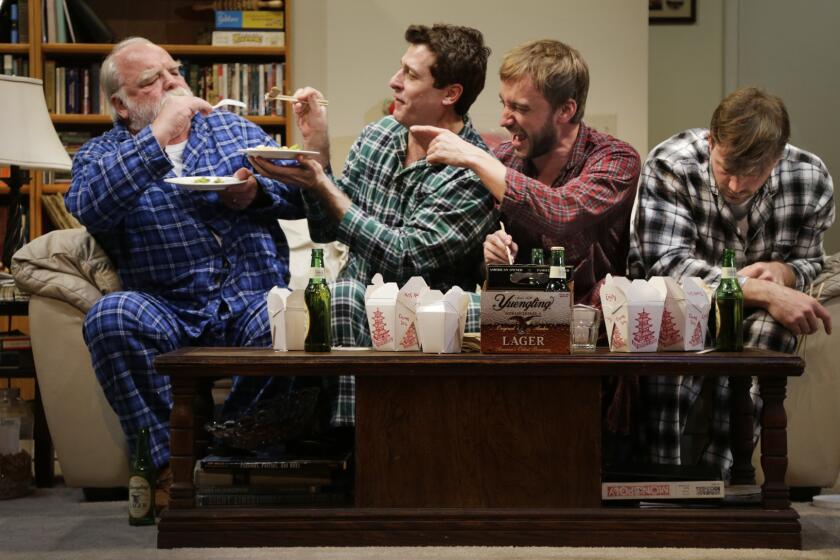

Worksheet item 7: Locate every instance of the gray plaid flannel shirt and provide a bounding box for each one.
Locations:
[302,116,497,426]
[629,128,835,469]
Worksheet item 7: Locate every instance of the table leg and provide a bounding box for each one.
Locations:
[729,376,756,485]
[169,376,198,510]
[759,376,789,509]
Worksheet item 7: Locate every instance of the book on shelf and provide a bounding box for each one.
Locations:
[195,488,350,507]
[211,30,284,47]
[0,331,31,351]
[602,480,724,501]
[2,54,27,76]
[199,450,351,472]
[214,10,284,30]
[62,0,114,43]
[193,461,333,488]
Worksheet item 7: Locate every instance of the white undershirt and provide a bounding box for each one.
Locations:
[164,140,188,177]
[726,195,755,240]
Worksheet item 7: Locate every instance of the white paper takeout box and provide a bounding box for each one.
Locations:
[649,276,712,351]
[415,287,469,354]
[267,287,308,351]
[600,275,666,352]
[365,274,430,351]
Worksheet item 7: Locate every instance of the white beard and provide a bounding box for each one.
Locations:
[124,86,192,132]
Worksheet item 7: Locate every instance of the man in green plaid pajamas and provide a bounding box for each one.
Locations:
[630,87,834,472]
[251,24,496,428]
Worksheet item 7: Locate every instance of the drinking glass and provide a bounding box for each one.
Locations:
[571,304,601,353]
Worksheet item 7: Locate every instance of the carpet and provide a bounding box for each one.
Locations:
[1,486,839,560]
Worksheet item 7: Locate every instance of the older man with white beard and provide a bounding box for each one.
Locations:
[65,37,305,508]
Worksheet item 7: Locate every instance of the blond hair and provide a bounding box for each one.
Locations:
[710,87,790,175]
[499,39,589,123]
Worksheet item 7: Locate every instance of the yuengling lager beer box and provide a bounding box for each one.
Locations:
[480,264,572,354]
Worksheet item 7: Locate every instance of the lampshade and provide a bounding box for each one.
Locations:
[0,75,71,171]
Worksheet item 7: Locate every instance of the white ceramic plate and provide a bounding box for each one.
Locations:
[164,176,245,191]
[240,147,320,159]
[813,495,840,509]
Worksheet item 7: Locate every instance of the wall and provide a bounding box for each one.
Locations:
[648,0,724,152]
[733,0,840,254]
[291,0,648,170]
[650,0,839,253]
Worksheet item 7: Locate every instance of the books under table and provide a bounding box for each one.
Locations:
[194,451,353,507]
[602,480,724,501]
[601,462,724,503]
[193,461,334,488]
[198,450,351,472]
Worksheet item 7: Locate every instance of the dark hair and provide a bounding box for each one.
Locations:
[710,87,790,175]
[404,23,490,116]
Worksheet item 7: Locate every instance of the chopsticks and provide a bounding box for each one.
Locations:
[265,87,329,106]
[499,222,514,265]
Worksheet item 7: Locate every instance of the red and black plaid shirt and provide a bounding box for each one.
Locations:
[495,123,641,305]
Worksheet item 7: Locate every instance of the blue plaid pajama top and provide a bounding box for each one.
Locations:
[65,111,306,330]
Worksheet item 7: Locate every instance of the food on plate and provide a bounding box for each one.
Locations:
[252,144,301,151]
[191,177,226,184]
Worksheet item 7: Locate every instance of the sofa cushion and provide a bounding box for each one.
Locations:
[815,252,840,301]
[11,228,121,313]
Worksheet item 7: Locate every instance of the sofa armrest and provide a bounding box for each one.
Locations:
[10,228,121,314]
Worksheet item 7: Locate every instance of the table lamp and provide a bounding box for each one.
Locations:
[0,74,72,268]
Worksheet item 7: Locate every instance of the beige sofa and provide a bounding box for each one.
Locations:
[11,223,345,490]
[10,228,840,491]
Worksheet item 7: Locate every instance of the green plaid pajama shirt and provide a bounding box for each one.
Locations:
[303,116,497,426]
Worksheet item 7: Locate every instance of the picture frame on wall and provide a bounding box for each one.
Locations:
[649,0,696,24]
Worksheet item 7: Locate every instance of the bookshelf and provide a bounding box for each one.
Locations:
[1,0,293,240]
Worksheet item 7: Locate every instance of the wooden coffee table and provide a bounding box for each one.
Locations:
[155,348,803,549]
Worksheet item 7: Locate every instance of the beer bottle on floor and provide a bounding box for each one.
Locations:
[546,246,569,293]
[715,248,744,351]
[128,427,156,526]
[305,248,332,352]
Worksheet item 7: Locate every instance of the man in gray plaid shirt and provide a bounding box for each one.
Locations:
[251,24,496,430]
[629,87,834,471]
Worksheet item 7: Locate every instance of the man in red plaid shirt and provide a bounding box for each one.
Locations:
[412,39,641,306]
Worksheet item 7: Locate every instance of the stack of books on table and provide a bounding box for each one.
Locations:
[211,8,285,47]
[193,450,352,507]
[601,463,724,506]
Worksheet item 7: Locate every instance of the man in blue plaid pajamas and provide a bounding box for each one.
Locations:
[629,87,834,472]
[251,24,497,428]
[65,38,305,501]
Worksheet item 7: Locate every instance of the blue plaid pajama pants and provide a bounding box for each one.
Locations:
[83,291,287,468]
[326,278,482,426]
[637,308,796,472]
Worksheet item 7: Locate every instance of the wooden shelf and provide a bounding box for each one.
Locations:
[0,184,33,195]
[42,184,70,194]
[50,114,286,126]
[42,43,285,57]
[0,43,30,54]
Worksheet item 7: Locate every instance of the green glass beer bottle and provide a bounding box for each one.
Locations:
[546,246,569,293]
[128,426,156,526]
[529,247,545,286]
[715,248,744,351]
[304,248,332,352]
